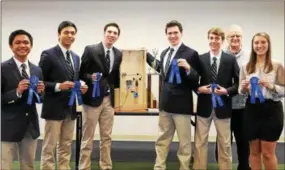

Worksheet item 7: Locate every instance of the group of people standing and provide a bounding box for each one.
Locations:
[1,20,284,170]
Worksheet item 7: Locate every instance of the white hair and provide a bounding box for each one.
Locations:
[227,24,243,36]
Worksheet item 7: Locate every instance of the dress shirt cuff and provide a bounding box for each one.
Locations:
[55,83,61,92]
[16,91,22,98]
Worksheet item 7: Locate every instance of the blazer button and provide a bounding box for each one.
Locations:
[26,113,29,116]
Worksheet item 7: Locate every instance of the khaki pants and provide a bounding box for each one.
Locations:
[154,111,192,170]
[79,96,114,170]
[1,135,37,170]
[40,116,75,170]
[193,112,232,170]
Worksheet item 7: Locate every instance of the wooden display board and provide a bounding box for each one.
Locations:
[115,49,148,113]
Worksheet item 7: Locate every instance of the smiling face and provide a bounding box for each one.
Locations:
[10,34,32,61]
[103,25,119,47]
[207,27,225,53]
[253,35,269,57]
[166,26,182,47]
[208,33,223,52]
[58,26,76,49]
[227,30,242,49]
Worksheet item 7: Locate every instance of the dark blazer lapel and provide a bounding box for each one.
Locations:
[217,52,226,81]
[173,43,186,60]
[160,48,168,77]
[94,42,108,74]
[55,45,68,79]
[71,52,79,73]
[111,48,120,73]
[205,52,212,81]
[29,62,37,77]
[9,57,22,82]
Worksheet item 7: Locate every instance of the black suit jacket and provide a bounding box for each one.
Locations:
[39,45,80,120]
[194,51,240,119]
[147,43,199,114]
[1,58,42,142]
[79,42,122,107]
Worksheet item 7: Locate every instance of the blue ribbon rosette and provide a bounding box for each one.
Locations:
[27,75,41,105]
[250,76,265,104]
[92,72,101,99]
[168,59,182,84]
[68,81,83,106]
[211,83,224,108]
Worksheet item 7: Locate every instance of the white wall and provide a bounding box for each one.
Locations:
[2,1,284,142]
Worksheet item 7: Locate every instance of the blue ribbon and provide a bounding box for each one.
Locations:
[27,75,41,105]
[68,81,83,106]
[211,83,224,108]
[92,72,101,98]
[168,59,182,84]
[250,76,265,104]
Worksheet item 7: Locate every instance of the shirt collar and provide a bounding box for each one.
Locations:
[210,50,222,59]
[169,42,182,52]
[102,42,113,54]
[58,43,70,56]
[13,56,29,68]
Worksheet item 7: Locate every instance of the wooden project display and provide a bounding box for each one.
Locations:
[115,49,148,113]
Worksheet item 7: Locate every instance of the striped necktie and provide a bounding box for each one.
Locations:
[21,63,29,79]
[211,57,217,82]
[66,51,74,80]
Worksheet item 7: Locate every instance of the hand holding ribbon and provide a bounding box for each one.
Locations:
[168,59,182,84]
[92,72,101,98]
[27,75,41,105]
[250,76,265,104]
[68,81,83,106]
[211,83,224,108]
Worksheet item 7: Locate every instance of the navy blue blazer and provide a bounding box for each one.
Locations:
[1,58,42,142]
[39,45,80,120]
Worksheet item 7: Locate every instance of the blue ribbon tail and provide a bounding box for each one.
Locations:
[168,65,174,84]
[174,61,182,84]
[27,75,41,105]
[68,91,76,106]
[75,81,83,105]
[216,95,224,107]
[77,91,83,105]
[250,85,256,104]
[96,82,100,97]
[92,82,97,98]
[27,89,34,105]
[33,91,41,103]
[212,93,217,108]
[256,86,265,103]
[92,72,101,98]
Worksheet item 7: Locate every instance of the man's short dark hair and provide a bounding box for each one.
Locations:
[104,22,121,36]
[9,29,33,46]
[58,21,77,34]
[165,20,183,34]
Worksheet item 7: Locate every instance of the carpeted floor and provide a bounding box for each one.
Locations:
[32,140,285,164]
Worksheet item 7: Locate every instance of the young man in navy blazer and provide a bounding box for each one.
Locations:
[1,29,44,170]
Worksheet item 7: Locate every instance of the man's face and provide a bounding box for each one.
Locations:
[10,34,32,59]
[227,30,242,48]
[208,33,223,52]
[166,26,182,47]
[58,26,76,47]
[104,26,119,46]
